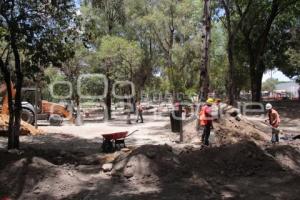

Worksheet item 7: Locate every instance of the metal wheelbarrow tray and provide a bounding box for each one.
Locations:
[101,130,137,153]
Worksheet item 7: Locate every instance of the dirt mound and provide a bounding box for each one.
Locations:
[0,154,81,199]
[213,116,268,145]
[0,114,43,136]
[180,141,282,177]
[111,144,179,180]
[183,105,269,145]
[110,140,283,183]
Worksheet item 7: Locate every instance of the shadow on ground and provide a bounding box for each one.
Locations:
[1,131,300,200]
[61,141,300,200]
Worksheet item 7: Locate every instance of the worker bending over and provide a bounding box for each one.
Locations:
[265,103,281,144]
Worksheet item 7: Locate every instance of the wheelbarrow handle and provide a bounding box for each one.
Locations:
[127,129,139,137]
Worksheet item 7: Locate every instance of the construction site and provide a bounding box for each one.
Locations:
[1,0,300,199]
[0,100,300,199]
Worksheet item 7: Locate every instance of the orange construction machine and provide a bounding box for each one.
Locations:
[0,83,75,126]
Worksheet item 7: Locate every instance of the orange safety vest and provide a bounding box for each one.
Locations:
[199,106,207,126]
[268,109,280,128]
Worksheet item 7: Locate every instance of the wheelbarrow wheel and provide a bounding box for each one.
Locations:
[102,140,113,153]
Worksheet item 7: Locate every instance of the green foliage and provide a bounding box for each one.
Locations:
[79,75,106,97]
[127,0,203,94]
[215,0,300,101]
[98,36,143,80]
[262,78,279,92]
[0,0,79,78]
[0,0,79,149]
[210,22,228,96]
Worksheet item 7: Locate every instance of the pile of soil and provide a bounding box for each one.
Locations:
[110,141,281,181]
[111,144,177,181]
[183,105,269,145]
[0,114,43,136]
[180,141,282,177]
[213,116,268,145]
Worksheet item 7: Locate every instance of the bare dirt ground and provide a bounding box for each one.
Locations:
[1,101,300,200]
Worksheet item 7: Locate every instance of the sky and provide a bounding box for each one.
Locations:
[262,69,292,82]
[75,0,80,8]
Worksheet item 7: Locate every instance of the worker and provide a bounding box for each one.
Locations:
[136,101,144,123]
[265,103,281,144]
[199,98,214,146]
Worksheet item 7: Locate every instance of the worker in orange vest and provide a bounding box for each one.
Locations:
[199,98,214,146]
[265,103,281,143]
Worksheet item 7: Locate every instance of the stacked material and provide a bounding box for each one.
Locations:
[0,114,43,135]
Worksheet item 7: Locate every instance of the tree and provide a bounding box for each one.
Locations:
[123,0,156,98]
[199,0,211,102]
[262,78,279,92]
[81,0,205,105]
[216,0,252,104]
[214,0,299,102]
[278,15,300,82]
[0,0,78,149]
[88,0,126,34]
[83,0,126,120]
[135,0,203,98]
[209,22,228,98]
[97,36,143,120]
[237,0,299,101]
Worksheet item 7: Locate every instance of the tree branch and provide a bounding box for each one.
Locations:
[235,0,252,31]
[1,44,10,59]
[277,0,299,14]
[255,0,279,57]
[151,27,169,55]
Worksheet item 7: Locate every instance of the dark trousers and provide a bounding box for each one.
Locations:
[136,111,143,122]
[202,124,211,146]
[272,128,279,143]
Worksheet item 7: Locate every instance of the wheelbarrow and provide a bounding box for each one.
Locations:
[101,130,138,153]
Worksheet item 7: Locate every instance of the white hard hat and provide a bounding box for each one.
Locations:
[265,103,272,110]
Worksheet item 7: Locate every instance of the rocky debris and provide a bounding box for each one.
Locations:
[123,170,134,179]
[102,163,113,172]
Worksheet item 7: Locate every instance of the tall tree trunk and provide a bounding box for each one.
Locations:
[104,23,114,120]
[11,30,22,149]
[199,0,211,102]
[106,77,112,120]
[244,0,279,102]
[74,94,83,125]
[227,35,235,105]
[250,60,265,102]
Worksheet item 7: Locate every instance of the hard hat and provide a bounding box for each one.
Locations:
[265,103,272,110]
[206,98,214,105]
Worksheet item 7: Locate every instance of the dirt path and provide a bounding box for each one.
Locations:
[39,115,177,147]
